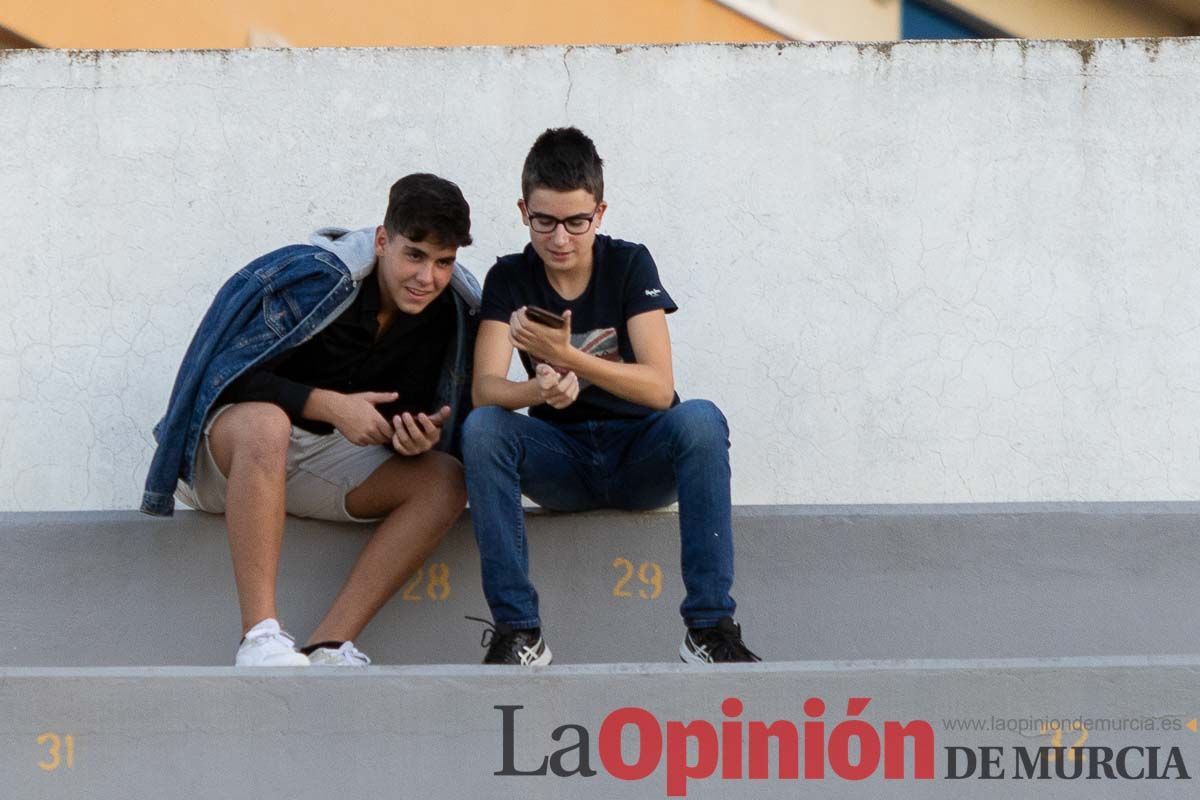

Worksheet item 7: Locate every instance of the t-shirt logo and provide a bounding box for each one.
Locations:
[644,288,662,297]
[573,327,620,362]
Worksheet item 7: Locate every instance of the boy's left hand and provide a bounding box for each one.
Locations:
[510,307,573,365]
[391,405,450,456]
[535,363,579,409]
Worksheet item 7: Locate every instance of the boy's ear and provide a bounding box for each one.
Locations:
[374,225,389,256]
[594,201,608,229]
[517,198,530,227]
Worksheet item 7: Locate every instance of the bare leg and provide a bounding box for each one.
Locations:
[207,403,292,636]
[305,450,466,645]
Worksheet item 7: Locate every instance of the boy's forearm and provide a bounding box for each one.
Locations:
[302,388,345,424]
[473,374,544,411]
[558,348,674,410]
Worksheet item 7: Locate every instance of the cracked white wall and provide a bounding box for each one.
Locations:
[1,41,1198,511]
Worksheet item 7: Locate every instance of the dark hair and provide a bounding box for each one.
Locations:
[521,127,604,202]
[384,173,473,247]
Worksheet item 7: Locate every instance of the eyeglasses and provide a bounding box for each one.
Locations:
[527,208,598,235]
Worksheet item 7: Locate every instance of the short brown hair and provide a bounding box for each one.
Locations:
[521,127,604,202]
[384,173,472,247]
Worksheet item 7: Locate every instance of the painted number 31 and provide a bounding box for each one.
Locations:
[37,734,74,772]
[612,557,663,600]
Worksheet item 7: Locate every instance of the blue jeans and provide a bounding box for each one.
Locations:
[461,399,737,630]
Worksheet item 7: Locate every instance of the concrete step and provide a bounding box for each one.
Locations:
[3,503,1199,667]
[2,657,1198,799]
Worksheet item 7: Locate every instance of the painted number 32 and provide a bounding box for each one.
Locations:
[612,557,663,600]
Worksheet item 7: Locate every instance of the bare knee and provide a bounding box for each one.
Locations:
[409,452,467,531]
[209,403,291,476]
[345,451,466,523]
[426,452,468,518]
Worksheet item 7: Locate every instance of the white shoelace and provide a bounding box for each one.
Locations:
[325,641,371,665]
[251,631,296,646]
[244,621,298,648]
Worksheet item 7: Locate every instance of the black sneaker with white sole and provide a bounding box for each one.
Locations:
[680,617,761,664]
[467,616,553,665]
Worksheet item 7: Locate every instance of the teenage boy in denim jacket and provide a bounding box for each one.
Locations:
[143,174,479,666]
[463,128,759,665]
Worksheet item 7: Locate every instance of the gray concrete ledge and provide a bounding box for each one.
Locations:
[2,658,1198,799]
[2,503,1199,666]
[5,652,1200,678]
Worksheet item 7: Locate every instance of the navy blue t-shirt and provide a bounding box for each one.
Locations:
[480,234,679,424]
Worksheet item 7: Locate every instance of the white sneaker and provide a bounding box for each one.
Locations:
[307,641,372,666]
[235,618,310,667]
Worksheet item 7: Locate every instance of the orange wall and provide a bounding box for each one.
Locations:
[959,0,1191,37]
[3,0,784,48]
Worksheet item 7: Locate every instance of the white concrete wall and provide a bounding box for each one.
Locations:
[1,40,1198,511]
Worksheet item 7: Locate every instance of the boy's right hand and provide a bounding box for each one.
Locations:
[535,363,579,410]
[331,391,397,445]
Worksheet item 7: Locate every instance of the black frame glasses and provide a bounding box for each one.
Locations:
[527,207,599,235]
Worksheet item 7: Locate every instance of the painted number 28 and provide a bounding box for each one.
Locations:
[402,562,451,601]
[612,557,663,600]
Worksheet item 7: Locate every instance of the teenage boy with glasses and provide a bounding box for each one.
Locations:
[462,127,759,665]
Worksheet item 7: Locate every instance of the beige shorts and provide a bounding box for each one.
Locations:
[175,404,394,523]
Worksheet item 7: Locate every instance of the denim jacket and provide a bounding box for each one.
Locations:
[141,227,481,517]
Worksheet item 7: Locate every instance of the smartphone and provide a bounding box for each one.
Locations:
[525,305,566,329]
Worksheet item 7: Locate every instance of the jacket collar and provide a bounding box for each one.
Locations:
[310,226,481,312]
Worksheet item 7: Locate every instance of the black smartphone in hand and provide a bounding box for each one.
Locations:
[525,305,567,329]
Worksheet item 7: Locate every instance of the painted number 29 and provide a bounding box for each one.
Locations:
[612,557,663,600]
[402,562,451,601]
[37,734,74,772]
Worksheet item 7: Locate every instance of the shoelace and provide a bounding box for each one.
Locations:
[465,615,503,649]
[696,624,761,662]
[247,627,297,647]
[466,615,535,662]
[334,642,371,666]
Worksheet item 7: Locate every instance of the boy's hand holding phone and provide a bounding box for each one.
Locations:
[510,305,573,366]
[390,405,451,456]
[523,306,566,329]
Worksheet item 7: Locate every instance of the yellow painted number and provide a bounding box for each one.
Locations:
[402,563,451,602]
[612,557,635,597]
[402,567,425,601]
[37,733,74,772]
[1039,722,1088,763]
[612,557,663,600]
[426,562,451,601]
[1067,722,1089,762]
[637,561,663,599]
